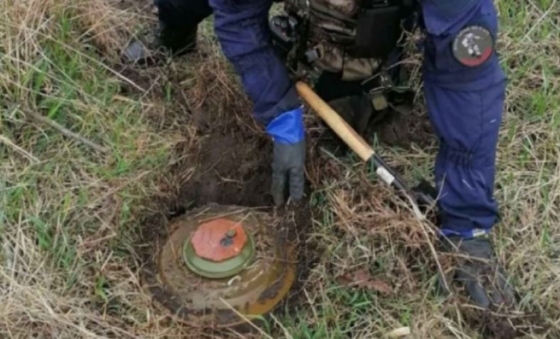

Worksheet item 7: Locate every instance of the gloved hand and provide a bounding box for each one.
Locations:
[438,235,516,309]
[265,106,306,206]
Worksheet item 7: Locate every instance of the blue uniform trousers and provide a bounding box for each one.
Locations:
[421,0,506,238]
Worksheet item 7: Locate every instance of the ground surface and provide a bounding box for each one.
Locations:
[1,0,560,338]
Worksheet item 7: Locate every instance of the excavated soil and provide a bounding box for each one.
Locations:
[117,53,314,335]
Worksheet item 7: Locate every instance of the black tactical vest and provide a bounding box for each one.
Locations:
[283,0,416,80]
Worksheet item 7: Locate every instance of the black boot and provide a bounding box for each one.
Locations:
[122,0,212,65]
[438,235,516,310]
[327,94,376,137]
[122,24,198,65]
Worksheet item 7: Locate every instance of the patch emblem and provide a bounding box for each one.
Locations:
[452,25,494,67]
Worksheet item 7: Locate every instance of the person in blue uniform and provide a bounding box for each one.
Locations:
[124,0,516,310]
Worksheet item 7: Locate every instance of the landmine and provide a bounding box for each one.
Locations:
[142,204,297,328]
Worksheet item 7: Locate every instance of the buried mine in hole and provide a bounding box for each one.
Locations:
[142,204,297,328]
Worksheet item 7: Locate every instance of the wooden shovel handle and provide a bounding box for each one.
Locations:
[295,81,375,162]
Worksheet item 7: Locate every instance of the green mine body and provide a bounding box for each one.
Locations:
[142,204,297,328]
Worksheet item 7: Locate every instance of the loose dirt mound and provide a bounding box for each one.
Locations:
[177,125,274,209]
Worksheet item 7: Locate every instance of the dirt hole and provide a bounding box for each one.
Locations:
[117,60,317,334]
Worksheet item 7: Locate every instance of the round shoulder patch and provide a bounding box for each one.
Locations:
[452,25,494,67]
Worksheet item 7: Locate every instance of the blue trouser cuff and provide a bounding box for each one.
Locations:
[265,106,305,144]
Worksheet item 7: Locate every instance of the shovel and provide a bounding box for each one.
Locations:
[295,81,437,220]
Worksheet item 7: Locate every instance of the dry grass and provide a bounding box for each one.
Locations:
[0,0,189,337]
[1,0,560,338]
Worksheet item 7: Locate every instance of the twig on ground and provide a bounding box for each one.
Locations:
[0,134,40,163]
[419,220,451,293]
[23,109,108,153]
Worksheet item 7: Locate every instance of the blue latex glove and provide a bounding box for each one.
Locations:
[266,106,306,206]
